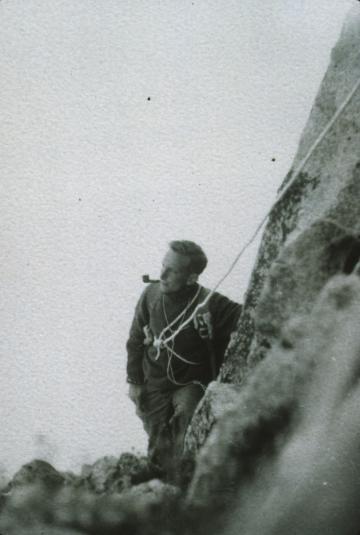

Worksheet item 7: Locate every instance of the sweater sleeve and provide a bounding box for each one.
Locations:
[209,292,242,371]
[126,288,150,384]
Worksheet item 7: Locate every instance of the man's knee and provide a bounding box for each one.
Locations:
[173,384,204,413]
[171,384,204,431]
[135,387,172,429]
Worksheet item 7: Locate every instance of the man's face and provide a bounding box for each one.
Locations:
[159,249,195,294]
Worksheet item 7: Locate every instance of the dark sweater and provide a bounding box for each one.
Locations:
[126,283,241,390]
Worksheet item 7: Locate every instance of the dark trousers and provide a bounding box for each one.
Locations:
[136,383,204,478]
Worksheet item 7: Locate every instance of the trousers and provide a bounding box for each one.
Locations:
[135,383,204,476]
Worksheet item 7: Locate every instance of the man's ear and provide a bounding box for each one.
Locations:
[186,273,199,285]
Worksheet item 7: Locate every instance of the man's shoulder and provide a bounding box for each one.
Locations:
[141,282,162,305]
[134,283,161,319]
[199,286,237,305]
[205,288,242,316]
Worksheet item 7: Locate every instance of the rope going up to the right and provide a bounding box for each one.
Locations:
[274,76,360,206]
[160,74,360,349]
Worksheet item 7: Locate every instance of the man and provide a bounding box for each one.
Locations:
[126,240,241,477]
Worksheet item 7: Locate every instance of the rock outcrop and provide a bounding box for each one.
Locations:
[187,274,360,526]
[221,273,360,535]
[78,453,154,493]
[3,460,66,493]
[0,454,180,535]
[224,5,360,381]
[185,4,360,468]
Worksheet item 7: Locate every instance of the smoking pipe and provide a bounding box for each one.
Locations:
[142,274,160,283]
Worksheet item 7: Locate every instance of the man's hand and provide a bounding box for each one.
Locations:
[128,383,144,408]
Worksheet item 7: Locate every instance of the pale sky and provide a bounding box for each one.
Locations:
[1,0,356,478]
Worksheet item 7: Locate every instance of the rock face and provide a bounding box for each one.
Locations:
[186,5,360,462]
[184,382,241,457]
[224,5,360,380]
[188,275,360,520]
[222,274,360,535]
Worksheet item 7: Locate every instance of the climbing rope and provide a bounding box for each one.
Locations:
[153,285,201,359]
[158,75,360,351]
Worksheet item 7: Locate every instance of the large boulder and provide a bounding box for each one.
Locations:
[4,460,65,493]
[0,455,181,535]
[186,283,360,528]
[195,274,360,535]
[186,4,360,459]
[78,453,153,493]
[223,5,360,381]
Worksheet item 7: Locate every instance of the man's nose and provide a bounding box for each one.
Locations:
[161,268,169,280]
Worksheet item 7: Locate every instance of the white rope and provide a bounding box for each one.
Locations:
[166,345,198,365]
[162,285,201,336]
[166,348,206,390]
[153,285,201,359]
[275,76,360,205]
[160,75,360,348]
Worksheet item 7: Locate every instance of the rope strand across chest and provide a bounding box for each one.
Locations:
[152,285,201,360]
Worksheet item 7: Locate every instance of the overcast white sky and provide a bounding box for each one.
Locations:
[0,0,356,477]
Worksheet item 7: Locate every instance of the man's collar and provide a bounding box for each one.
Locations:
[162,283,199,303]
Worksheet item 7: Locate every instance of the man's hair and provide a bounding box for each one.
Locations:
[169,240,208,274]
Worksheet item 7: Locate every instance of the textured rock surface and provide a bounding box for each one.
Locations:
[188,275,360,524]
[220,275,360,535]
[121,478,180,503]
[4,460,66,492]
[186,5,360,456]
[0,455,181,535]
[186,314,313,510]
[222,5,360,382]
[184,381,241,458]
[79,452,153,493]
